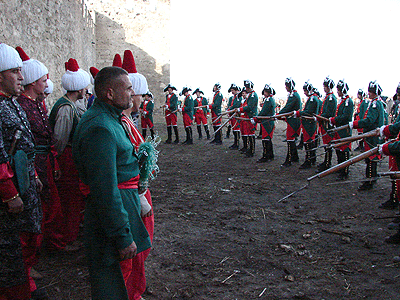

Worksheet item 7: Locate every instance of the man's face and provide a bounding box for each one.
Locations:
[368,91,377,99]
[285,84,291,93]
[195,92,201,98]
[337,88,343,98]
[245,87,252,93]
[167,87,173,94]
[0,67,24,96]
[213,85,218,93]
[303,89,309,97]
[32,75,48,98]
[111,75,134,110]
[323,86,330,94]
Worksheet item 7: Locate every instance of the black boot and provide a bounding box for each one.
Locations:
[229,131,239,149]
[267,139,274,160]
[297,133,304,149]
[317,148,332,172]
[165,126,172,144]
[379,179,399,210]
[142,129,147,139]
[290,141,299,162]
[150,128,155,139]
[197,125,202,139]
[226,125,231,139]
[358,159,375,191]
[310,140,317,166]
[281,141,293,167]
[187,127,193,144]
[204,125,210,139]
[240,136,248,153]
[257,126,262,139]
[182,128,189,144]
[246,136,255,157]
[173,126,179,144]
[215,130,223,145]
[299,142,311,169]
[257,140,268,163]
[336,150,347,180]
[210,126,217,144]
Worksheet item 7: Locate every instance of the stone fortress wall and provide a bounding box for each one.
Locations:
[0,0,170,108]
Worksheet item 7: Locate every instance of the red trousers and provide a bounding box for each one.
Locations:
[20,232,41,293]
[141,117,153,129]
[194,111,207,125]
[56,146,85,245]
[182,113,193,128]
[120,189,154,300]
[165,111,177,126]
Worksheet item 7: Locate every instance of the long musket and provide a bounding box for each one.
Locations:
[326,171,400,185]
[329,128,379,144]
[211,109,235,124]
[307,143,389,182]
[165,110,178,117]
[313,114,330,122]
[327,124,350,134]
[211,112,238,137]
[194,105,207,109]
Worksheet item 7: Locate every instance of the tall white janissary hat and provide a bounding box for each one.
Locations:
[0,43,23,72]
[61,58,90,92]
[122,50,148,95]
[16,46,48,86]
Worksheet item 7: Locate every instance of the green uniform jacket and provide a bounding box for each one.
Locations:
[211,91,223,115]
[228,95,241,110]
[279,91,302,133]
[299,95,319,138]
[183,95,194,119]
[355,97,385,149]
[332,96,354,139]
[385,119,400,166]
[258,96,275,134]
[240,91,258,118]
[320,93,337,134]
[140,100,154,123]
[166,93,178,114]
[72,100,151,300]
[194,96,209,114]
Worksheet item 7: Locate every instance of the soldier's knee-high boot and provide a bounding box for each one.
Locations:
[290,141,299,162]
[310,140,317,165]
[173,126,179,144]
[165,126,172,144]
[380,178,399,210]
[215,127,222,145]
[358,158,375,190]
[182,127,189,144]
[267,139,274,160]
[150,128,155,139]
[282,141,293,167]
[299,142,311,169]
[246,136,255,157]
[204,125,210,139]
[297,133,304,149]
[226,125,231,139]
[240,136,248,153]
[210,126,217,144]
[257,140,268,163]
[187,127,193,144]
[197,125,202,139]
[336,150,348,180]
[230,131,238,150]
[142,129,147,139]
[318,147,332,172]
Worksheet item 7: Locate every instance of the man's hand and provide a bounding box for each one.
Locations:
[8,196,24,213]
[119,242,137,261]
[35,177,43,192]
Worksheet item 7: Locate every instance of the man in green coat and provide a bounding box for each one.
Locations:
[350,81,385,190]
[72,67,151,300]
[179,87,194,145]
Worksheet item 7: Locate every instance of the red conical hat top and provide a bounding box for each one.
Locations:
[15,46,30,61]
[90,67,99,78]
[122,50,137,73]
[112,54,122,68]
[66,58,79,72]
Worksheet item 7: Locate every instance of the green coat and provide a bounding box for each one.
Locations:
[183,95,194,119]
[166,93,178,114]
[279,91,302,133]
[258,96,275,134]
[355,98,385,150]
[211,91,223,115]
[72,100,151,300]
[332,96,354,140]
[241,91,258,118]
[320,93,337,134]
[194,96,208,114]
[299,95,319,139]
[140,100,154,123]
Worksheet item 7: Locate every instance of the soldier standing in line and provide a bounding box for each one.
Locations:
[193,88,210,139]
[354,89,368,151]
[227,84,241,150]
[140,91,155,139]
[163,84,179,144]
[278,78,301,167]
[179,87,194,145]
[208,83,223,145]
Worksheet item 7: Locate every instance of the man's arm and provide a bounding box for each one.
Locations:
[53,105,74,155]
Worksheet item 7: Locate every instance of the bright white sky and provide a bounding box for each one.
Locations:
[171,0,399,100]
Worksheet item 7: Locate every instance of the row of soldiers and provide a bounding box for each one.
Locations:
[163,77,400,247]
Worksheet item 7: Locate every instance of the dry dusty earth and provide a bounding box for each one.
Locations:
[37,116,400,300]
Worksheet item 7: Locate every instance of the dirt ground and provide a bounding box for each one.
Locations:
[36,116,400,300]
